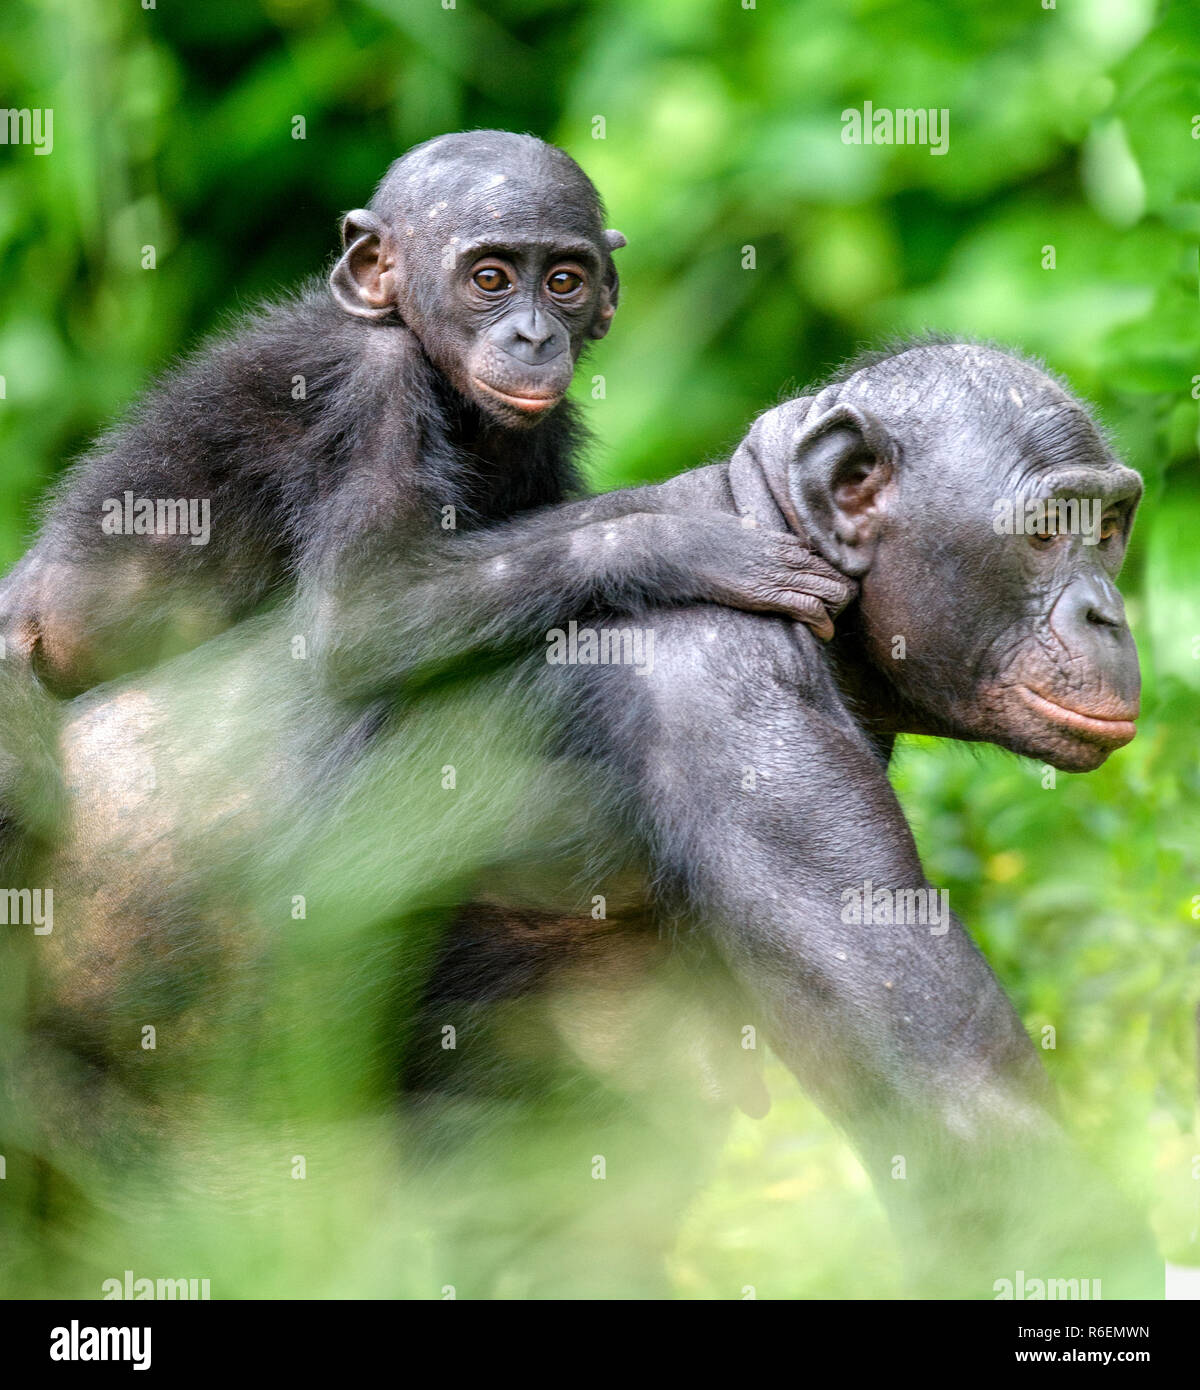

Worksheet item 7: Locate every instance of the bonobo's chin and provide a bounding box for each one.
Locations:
[1013,734,1125,774]
[470,376,565,427]
[985,691,1139,772]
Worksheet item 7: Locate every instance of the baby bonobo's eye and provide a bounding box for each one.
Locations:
[546,268,585,296]
[472,264,512,294]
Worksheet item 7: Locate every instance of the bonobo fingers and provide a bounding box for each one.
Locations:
[771,534,857,639]
[704,524,856,639]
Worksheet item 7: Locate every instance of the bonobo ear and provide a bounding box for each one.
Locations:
[329,209,399,321]
[588,229,627,341]
[786,403,895,577]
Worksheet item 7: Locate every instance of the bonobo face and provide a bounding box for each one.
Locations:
[438,230,607,424]
[329,131,624,428]
[775,344,1143,772]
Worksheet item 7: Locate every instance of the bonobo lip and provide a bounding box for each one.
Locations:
[471,378,562,414]
[1018,686,1139,746]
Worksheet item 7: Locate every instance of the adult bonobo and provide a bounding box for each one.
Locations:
[407,338,1151,1294]
[0,130,845,696]
[4,341,1153,1298]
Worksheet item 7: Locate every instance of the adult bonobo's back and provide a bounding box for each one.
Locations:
[0,129,847,696]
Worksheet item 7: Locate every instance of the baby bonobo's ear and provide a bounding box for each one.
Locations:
[784,401,896,578]
[588,229,627,341]
[330,209,399,321]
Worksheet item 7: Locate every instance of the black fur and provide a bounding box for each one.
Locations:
[1,131,848,697]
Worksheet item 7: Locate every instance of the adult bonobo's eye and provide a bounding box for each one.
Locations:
[546,268,585,297]
[471,263,512,294]
[1099,510,1122,542]
[1029,519,1066,549]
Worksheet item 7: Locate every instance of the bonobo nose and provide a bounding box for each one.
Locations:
[1050,573,1140,706]
[1085,582,1126,629]
[496,310,565,366]
[1059,573,1128,633]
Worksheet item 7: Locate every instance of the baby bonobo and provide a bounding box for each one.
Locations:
[0,131,851,697]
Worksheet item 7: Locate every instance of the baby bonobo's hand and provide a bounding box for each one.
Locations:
[693,514,856,640]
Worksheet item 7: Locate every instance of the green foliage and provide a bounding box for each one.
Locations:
[0,0,1196,1295]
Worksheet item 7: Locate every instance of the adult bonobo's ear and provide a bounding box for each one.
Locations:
[589,229,627,341]
[329,209,400,321]
[785,402,896,578]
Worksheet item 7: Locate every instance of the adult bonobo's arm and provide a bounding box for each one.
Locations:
[575,607,1064,1290]
[580,604,1154,1295]
[309,476,854,701]
[637,621,1044,1135]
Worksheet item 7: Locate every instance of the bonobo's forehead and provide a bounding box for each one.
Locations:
[843,343,1135,497]
[370,130,606,250]
[843,343,1072,423]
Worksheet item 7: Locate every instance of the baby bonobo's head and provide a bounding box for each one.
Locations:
[739,340,1142,772]
[330,130,625,428]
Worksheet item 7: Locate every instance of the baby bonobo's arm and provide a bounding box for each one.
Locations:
[308,475,855,702]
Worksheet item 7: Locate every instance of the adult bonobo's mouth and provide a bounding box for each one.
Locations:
[1017,685,1139,747]
[470,377,562,415]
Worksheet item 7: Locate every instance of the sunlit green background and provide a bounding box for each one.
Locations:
[0,0,1197,1297]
